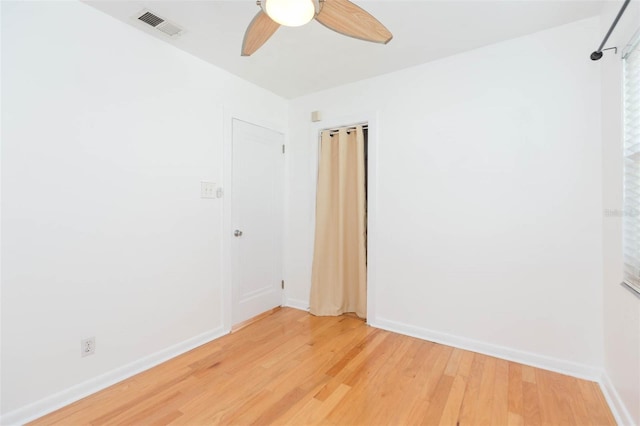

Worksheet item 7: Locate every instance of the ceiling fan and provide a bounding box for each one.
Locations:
[241,0,393,56]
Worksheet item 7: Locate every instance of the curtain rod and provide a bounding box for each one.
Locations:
[591,0,631,60]
[325,124,368,136]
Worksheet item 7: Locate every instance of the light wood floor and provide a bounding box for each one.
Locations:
[31,308,616,425]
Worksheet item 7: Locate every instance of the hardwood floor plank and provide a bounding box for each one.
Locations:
[444,348,464,377]
[340,331,399,388]
[578,380,617,426]
[250,386,309,425]
[457,353,486,426]
[29,380,142,425]
[523,381,542,426]
[492,359,510,425]
[522,365,537,384]
[508,362,525,426]
[103,390,185,426]
[403,343,454,424]
[456,350,475,378]
[326,333,406,424]
[216,388,275,425]
[535,369,575,426]
[314,377,345,402]
[551,371,580,426]
[28,308,615,426]
[148,410,184,425]
[287,383,351,425]
[422,375,455,425]
[475,356,497,425]
[566,377,593,426]
[438,374,467,426]
[362,336,417,425]
[534,369,556,425]
[324,327,380,377]
[231,306,282,333]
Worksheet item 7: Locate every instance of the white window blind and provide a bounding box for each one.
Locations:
[623,32,640,294]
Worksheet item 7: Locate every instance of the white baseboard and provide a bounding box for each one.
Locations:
[0,326,228,426]
[284,298,310,312]
[599,372,637,426]
[370,317,601,381]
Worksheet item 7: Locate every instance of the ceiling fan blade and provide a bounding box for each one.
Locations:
[315,0,392,44]
[242,11,280,56]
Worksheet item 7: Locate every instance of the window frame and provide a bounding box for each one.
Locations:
[621,28,640,296]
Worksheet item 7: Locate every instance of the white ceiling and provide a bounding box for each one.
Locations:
[86,0,605,98]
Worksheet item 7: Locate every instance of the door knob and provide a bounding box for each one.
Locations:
[234,230,243,237]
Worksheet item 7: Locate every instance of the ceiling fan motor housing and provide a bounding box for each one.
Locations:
[257,0,323,12]
[256,0,324,26]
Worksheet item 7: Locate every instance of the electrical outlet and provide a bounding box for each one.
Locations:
[81,337,95,357]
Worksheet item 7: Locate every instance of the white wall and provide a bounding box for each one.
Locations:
[1,0,286,421]
[286,17,605,377]
[4,1,636,423]
[600,1,640,424]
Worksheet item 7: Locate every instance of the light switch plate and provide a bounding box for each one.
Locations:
[201,182,216,199]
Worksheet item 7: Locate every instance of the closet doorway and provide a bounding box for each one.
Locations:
[309,123,370,319]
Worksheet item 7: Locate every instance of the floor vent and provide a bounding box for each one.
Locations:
[136,10,183,37]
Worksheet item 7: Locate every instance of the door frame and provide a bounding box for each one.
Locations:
[222,109,287,333]
[308,111,379,325]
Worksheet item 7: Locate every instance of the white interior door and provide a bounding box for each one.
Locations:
[231,119,284,325]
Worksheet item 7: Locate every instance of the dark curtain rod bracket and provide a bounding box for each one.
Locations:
[591,47,619,60]
[591,0,631,61]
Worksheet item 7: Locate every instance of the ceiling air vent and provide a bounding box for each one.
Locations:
[136,10,183,37]
[138,11,164,27]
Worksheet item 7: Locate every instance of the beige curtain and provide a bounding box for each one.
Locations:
[310,126,367,319]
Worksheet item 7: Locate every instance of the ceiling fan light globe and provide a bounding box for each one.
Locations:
[263,0,315,27]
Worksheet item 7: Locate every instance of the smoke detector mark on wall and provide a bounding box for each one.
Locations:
[136,10,184,37]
